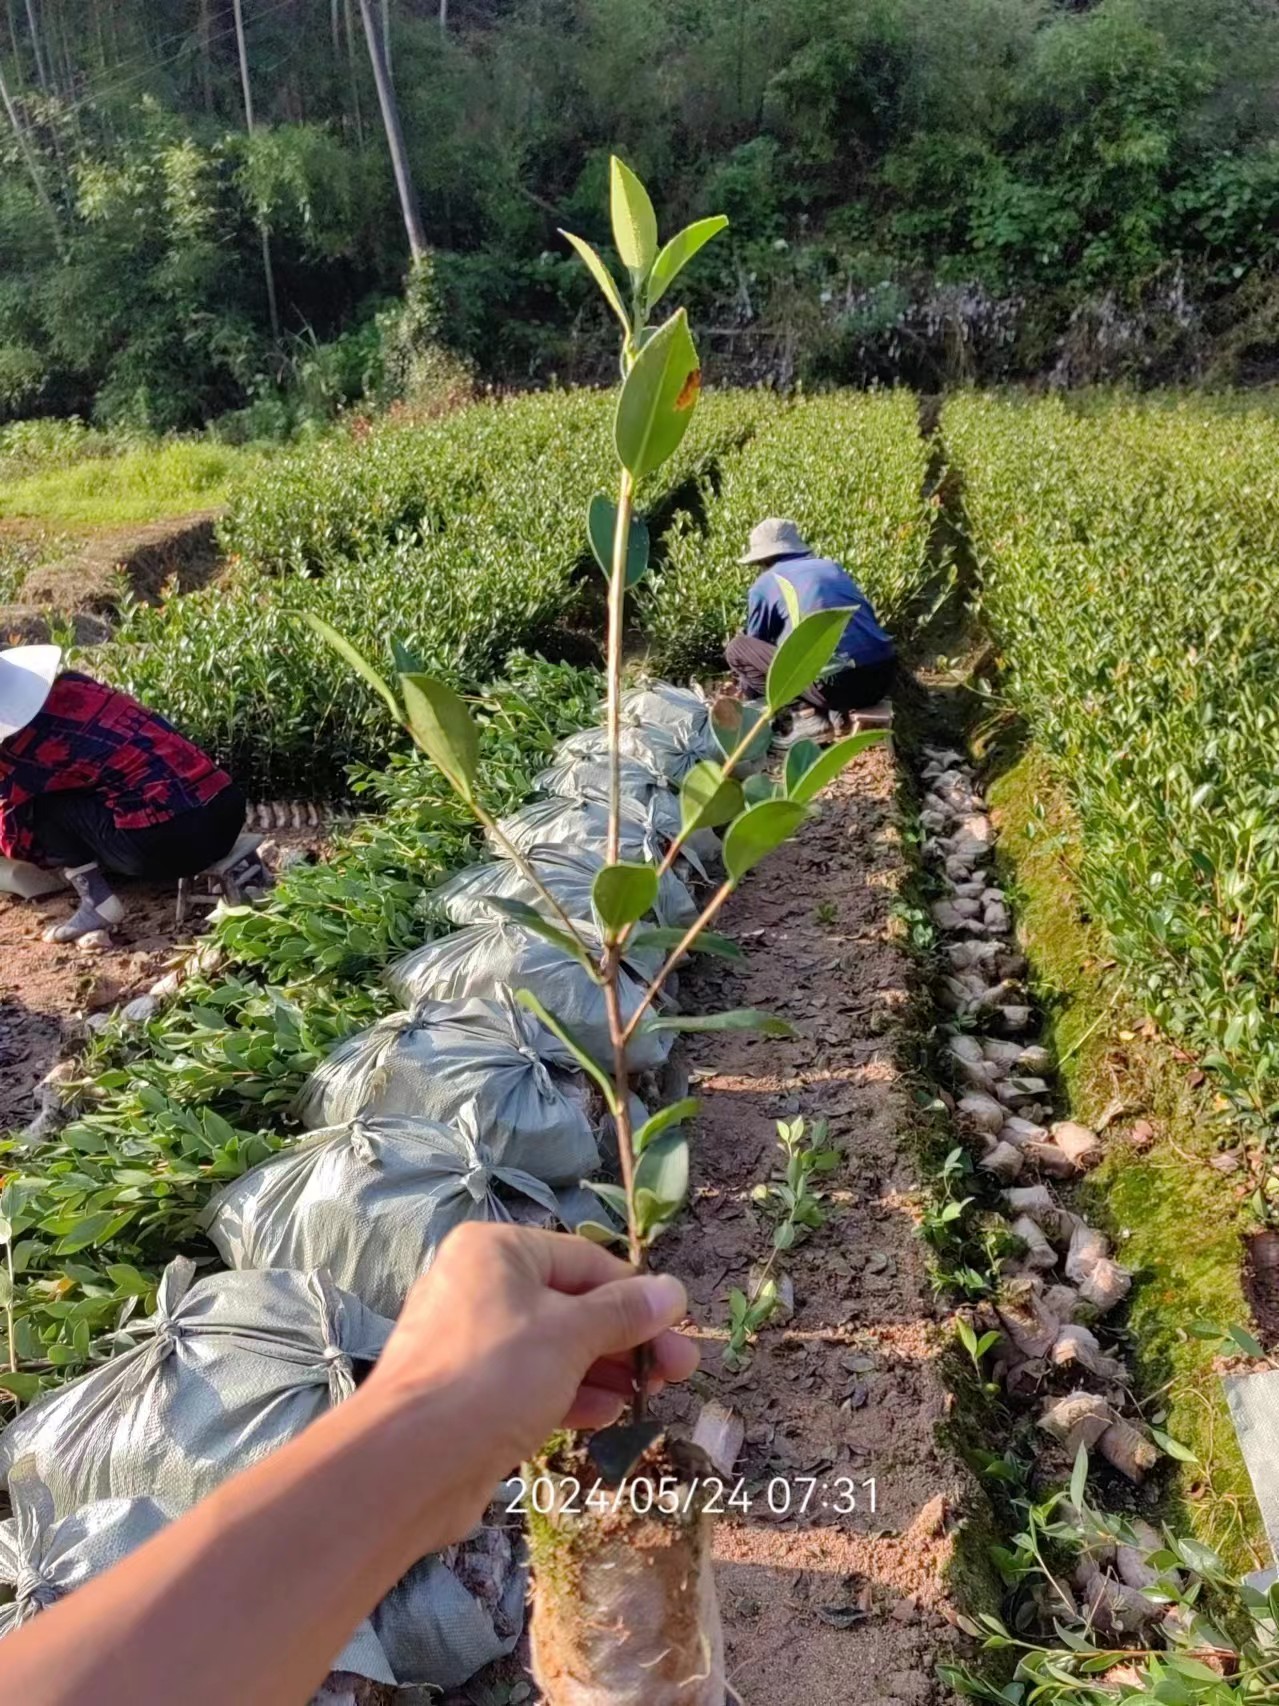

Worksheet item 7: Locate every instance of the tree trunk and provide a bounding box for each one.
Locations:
[343,0,364,146]
[199,0,213,111]
[0,60,64,254]
[355,0,426,262]
[231,0,282,342]
[23,0,48,91]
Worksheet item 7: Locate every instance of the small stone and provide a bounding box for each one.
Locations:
[890,1596,919,1624]
[75,929,114,954]
[120,994,158,1025]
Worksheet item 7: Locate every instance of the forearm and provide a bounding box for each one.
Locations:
[0,1375,497,1706]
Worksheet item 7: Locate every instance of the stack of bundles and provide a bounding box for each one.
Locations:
[0,1491,395,1684]
[552,715,713,787]
[0,1261,525,1688]
[293,991,604,1186]
[489,793,705,881]
[534,752,676,818]
[386,919,671,1073]
[202,1106,597,1317]
[0,1259,392,1520]
[431,844,696,932]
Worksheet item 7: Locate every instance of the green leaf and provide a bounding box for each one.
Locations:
[559,230,630,335]
[1227,1323,1264,1358]
[0,1371,42,1403]
[742,773,777,805]
[614,309,701,481]
[513,988,619,1112]
[483,898,598,975]
[55,1210,122,1255]
[1070,1442,1089,1512]
[775,574,801,627]
[609,156,658,282]
[649,1008,794,1037]
[646,215,729,314]
[630,926,742,961]
[301,612,401,721]
[1149,1426,1198,1464]
[766,608,854,713]
[784,739,822,795]
[679,760,744,834]
[583,1180,630,1220]
[576,1220,626,1249]
[634,1098,700,1155]
[723,799,809,883]
[587,493,649,587]
[593,863,659,932]
[710,696,771,763]
[634,1131,689,1211]
[399,673,479,798]
[789,731,887,804]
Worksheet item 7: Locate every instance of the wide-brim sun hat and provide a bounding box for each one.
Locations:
[739,517,813,564]
[0,645,61,742]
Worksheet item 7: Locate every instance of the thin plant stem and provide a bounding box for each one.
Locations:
[465,794,594,958]
[622,879,735,1043]
[5,1238,18,1402]
[605,469,634,867]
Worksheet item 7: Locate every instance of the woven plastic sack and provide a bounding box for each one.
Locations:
[0,1260,392,1523]
[534,753,676,820]
[203,1107,572,1317]
[431,846,696,933]
[374,1518,526,1688]
[552,717,715,786]
[385,920,671,1072]
[490,795,706,884]
[294,991,602,1185]
[620,682,711,742]
[0,1490,394,1683]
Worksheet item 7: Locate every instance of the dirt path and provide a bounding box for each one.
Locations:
[653,741,964,1706]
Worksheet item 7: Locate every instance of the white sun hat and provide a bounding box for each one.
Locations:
[0,645,61,743]
[739,517,813,564]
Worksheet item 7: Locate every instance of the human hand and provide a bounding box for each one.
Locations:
[362,1223,697,1513]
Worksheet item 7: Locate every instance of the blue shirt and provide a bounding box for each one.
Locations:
[745,555,894,668]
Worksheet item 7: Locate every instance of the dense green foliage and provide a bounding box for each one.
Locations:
[95,388,762,793]
[643,390,934,677]
[3,0,1279,428]
[947,393,1279,1148]
[0,655,601,1400]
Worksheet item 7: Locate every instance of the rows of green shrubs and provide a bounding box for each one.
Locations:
[641,390,935,679]
[100,390,770,795]
[947,393,1279,1153]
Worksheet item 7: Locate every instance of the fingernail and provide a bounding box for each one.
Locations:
[639,1273,686,1328]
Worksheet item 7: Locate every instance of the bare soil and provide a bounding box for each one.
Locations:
[0,830,324,1133]
[652,740,964,1706]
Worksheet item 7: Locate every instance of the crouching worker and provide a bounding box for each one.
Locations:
[0,646,246,943]
[726,517,896,745]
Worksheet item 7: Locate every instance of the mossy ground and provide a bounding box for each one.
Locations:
[0,440,265,527]
[986,742,1266,1575]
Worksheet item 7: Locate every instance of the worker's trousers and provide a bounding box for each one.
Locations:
[30,783,246,879]
[725,634,896,712]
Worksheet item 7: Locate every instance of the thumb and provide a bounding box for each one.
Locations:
[569,1272,687,1361]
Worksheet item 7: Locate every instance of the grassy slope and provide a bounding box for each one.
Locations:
[0,440,265,526]
[986,743,1266,1574]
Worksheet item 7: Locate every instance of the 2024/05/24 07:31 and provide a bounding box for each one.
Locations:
[509,1475,880,1518]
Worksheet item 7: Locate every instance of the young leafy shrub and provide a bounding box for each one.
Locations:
[307,155,890,1706]
[642,389,933,678]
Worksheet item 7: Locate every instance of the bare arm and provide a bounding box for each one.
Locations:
[0,1225,695,1706]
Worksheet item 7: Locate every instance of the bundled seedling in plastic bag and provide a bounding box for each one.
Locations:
[386,920,672,1072]
[431,844,697,932]
[0,1259,391,1521]
[204,1106,587,1317]
[489,794,706,882]
[293,990,604,1185]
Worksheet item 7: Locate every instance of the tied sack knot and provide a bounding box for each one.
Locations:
[13,1562,58,1612]
[321,1342,356,1402]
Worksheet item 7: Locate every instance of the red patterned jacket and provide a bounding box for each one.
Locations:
[0,673,231,864]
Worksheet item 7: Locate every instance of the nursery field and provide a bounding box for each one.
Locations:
[4,382,1279,1703]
